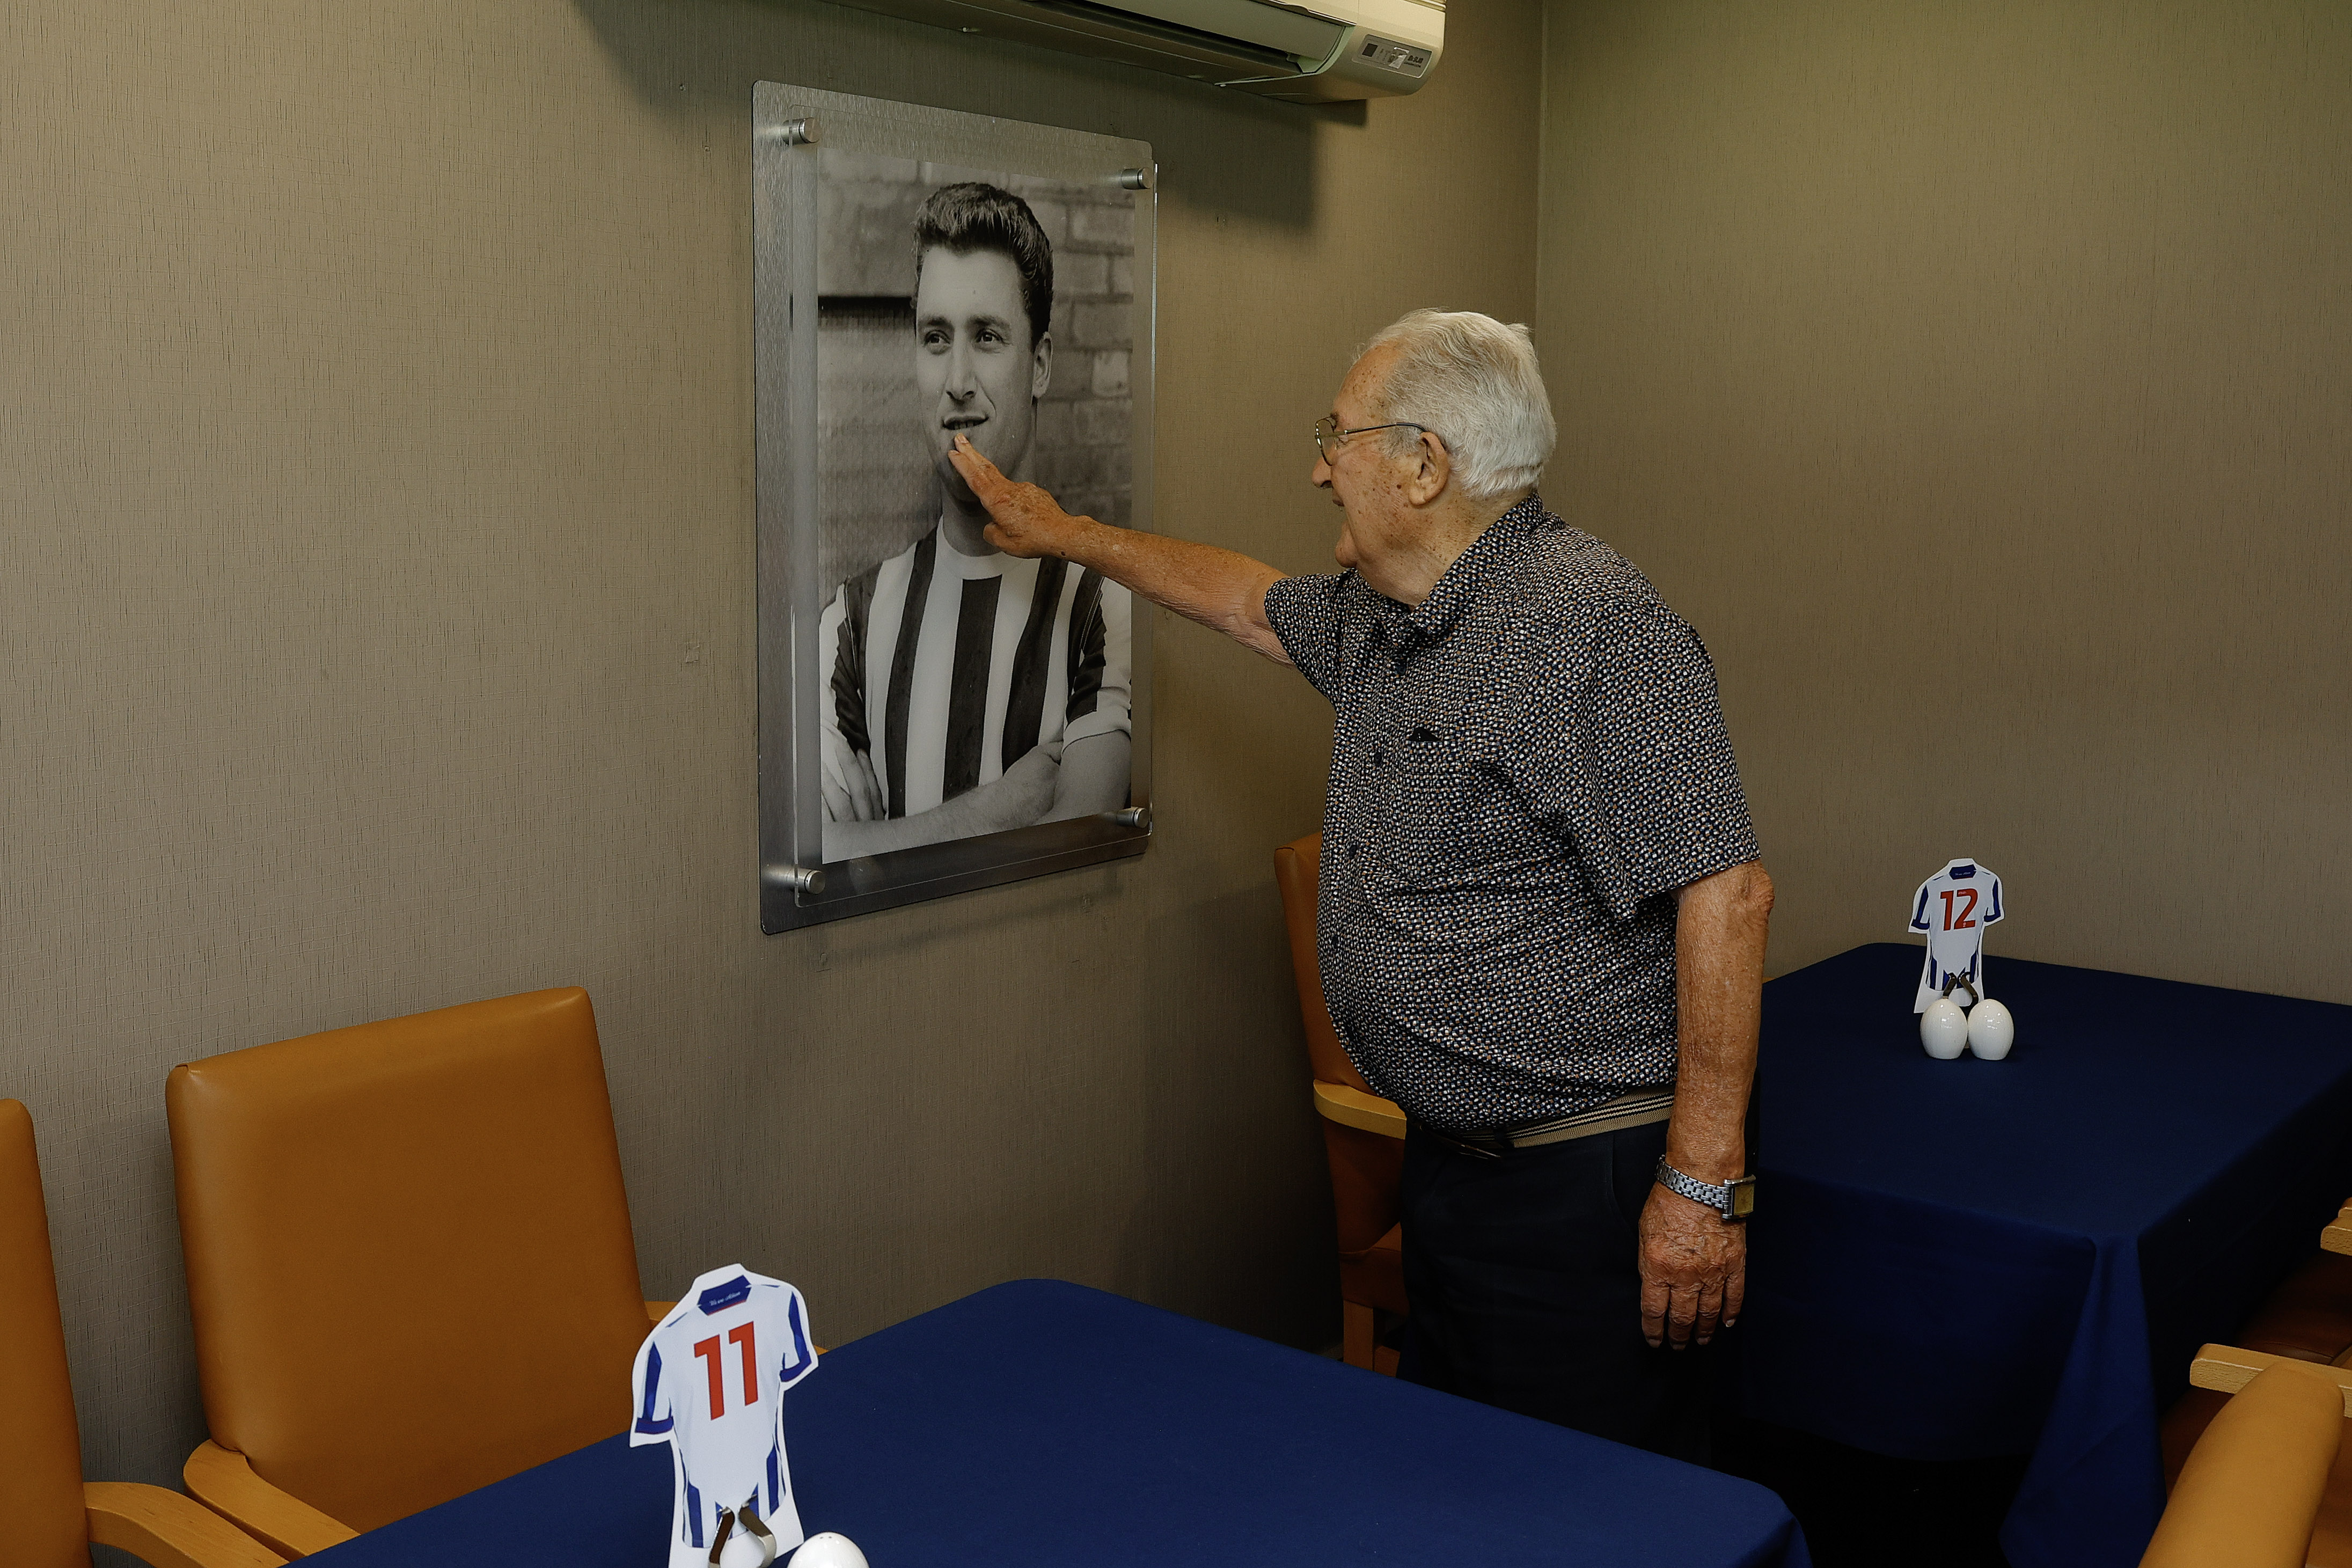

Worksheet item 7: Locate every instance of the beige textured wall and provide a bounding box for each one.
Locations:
[1538,0,2351,999]
[1,0,1540,1488]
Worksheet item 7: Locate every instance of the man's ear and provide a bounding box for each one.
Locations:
[1030,330,1053,401]
[1407,430,1452,507]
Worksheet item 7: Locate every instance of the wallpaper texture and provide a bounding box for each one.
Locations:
[1538,0,2351,1003]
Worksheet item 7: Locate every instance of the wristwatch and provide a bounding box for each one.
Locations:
[1655,1157,1756,1222]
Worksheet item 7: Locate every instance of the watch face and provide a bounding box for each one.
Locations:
[1728,1179,1757,1220]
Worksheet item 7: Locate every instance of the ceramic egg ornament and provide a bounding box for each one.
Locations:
[717,1531,776,1568]
[1968,998,2016,1060]
[1920,998,1969,1059]
[790,1535,870,1568]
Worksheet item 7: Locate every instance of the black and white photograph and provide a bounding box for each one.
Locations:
[754,87,1156,930]
[811,157,1138,861]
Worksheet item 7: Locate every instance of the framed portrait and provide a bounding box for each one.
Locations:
[753,83,1157,933]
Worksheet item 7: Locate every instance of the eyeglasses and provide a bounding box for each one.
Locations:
[1314,414,1430,464]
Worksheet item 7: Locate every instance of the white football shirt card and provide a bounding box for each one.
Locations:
[1908,858,2005,1012]
[632,1267,819,1568]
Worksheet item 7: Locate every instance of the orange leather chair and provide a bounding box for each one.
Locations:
[2164,1252,2352,1485]
[1,1098,285,1568]
[2152,1354,2348,1567]
[2157,1200,2352,1568]
[1274,832,1408,1374]
[167,988,665,1555]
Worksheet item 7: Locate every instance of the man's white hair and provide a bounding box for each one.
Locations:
[1358,309,1556,505]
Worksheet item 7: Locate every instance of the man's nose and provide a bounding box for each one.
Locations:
[1311,451,1333,489]
[943,336,979,397]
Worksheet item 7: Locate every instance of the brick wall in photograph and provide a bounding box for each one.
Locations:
[1016,175,1136,536]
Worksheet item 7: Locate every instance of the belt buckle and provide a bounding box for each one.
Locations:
[1424,1123,1506,1160]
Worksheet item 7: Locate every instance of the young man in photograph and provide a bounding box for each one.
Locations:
[817,182,1134,860]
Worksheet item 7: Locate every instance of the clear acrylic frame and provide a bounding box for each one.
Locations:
[753,83,1157,933]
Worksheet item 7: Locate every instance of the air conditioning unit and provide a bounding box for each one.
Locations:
[836,0,1444,102]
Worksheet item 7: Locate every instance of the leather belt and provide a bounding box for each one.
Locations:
[1416,1088,1675,1160]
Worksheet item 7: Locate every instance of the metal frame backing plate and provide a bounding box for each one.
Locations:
[753,82,1157,933]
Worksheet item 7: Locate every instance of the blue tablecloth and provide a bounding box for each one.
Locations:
[1741,943,2352,1568]
[311,1278,1807,1567]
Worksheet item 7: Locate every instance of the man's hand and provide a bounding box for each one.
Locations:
[947,434,1093,560]
[946,432,1292,662]
[1638,1182,1747,1349]
[822,732,885,823]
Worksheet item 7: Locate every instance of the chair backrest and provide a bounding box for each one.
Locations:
[1274,834,1404,1258]
[0,1099,94,1568]
[1272,833,1376,1095]
[167,988,652,1533]
[2142,1360,2342,1568]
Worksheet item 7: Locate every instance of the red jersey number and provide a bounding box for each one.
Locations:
[692,1324,760,1418]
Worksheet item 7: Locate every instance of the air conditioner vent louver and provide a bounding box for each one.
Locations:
[1025,0,1323,74]
[829,0,1441,101]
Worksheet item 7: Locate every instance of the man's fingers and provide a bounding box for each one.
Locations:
[1692,1277,1726,1346]
[1666,1285,1702,1348]
[947,431,989,472]
[1640,1274,1670,1348]
[951,436,1086,562]
[948,433,1008,501]
[824,734,869,821]
[1723,1262,1747,1330]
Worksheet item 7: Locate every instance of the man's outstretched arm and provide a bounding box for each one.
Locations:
[948,434,1291,664]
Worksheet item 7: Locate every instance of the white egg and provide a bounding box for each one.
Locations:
[790,1534,871,1568]
[1968,998,2016,1060]
[1920,998,1969,1059]
[717,1530,774,1568]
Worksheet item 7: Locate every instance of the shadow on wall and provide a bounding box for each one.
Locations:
[567,0,1355,232]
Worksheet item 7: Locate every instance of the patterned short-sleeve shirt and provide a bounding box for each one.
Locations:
[1262,493,1760,1134]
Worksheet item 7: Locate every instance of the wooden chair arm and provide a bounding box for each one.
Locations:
[86,1481,288,1568]
[2190,1343,2352,1416]
[2323,1219,2352,1257]
[1313,1081,1406,1140]
[183,1441,358,1558]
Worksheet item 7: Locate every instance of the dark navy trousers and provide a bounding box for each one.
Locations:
[1397,1118,1715,1462]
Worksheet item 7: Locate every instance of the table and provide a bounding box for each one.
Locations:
[310,1278,1809,1567]
[1740,943,2352,1568]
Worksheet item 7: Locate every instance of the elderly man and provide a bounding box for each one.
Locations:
[948,310,1772,1458]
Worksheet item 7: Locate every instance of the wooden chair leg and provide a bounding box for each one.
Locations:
[1343,1300,1376,1369]
[1374,1343,1400,1378]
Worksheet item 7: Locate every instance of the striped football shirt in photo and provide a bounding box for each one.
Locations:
[818,519,1133,822]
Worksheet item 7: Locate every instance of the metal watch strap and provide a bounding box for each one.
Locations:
[1655,1157,1757,1222]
